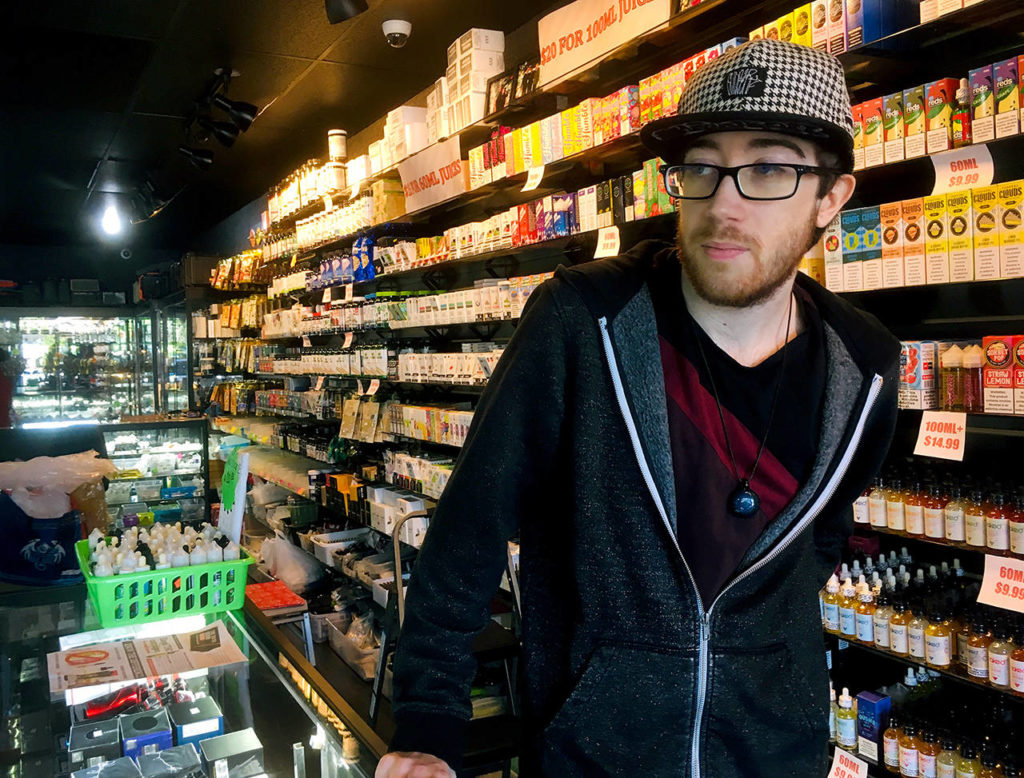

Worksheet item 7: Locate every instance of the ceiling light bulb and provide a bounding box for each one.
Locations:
[101,205,122,235]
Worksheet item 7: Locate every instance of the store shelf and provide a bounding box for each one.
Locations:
[853,522,1017,560]
[258,374,488,394]
[110,470,203,481]
[896,408,1024,439]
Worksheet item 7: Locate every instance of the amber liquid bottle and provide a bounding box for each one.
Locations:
[883,713,903,774]
[986,491,1011,554]
[945,485,967,544]
[1009,493,1024,558]
[968,617,993,680]
[887,477,908,534]
[925,607,953,670]
[890,597,911,657]
[899,721,920,777]
[905,478,926,537]
[924,482,948,540]
[869,476,889,529]
[1010,623,1024,697]
[918,728,941,778]
[965,490,988,548]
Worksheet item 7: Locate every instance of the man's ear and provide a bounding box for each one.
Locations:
[816,173,856,229]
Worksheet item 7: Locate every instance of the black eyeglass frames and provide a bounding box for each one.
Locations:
[659,162,843,201]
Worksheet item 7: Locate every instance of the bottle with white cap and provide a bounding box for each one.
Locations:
[822,574,841,634]
[836,687,857,750]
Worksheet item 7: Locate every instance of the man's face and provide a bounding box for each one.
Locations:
[675,130,844,308]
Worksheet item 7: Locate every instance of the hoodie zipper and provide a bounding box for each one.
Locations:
[598,316,883,777]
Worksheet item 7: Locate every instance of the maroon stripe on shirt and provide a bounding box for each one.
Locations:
[659,335,800,521]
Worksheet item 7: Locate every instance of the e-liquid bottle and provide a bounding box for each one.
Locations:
[884,713,904,774]
[909,602,930,661]
[888,476,908,533]
[874,584,894,651]
[1009,492,1024,557]
[952,78,973,149]
[840,577,858,639]
[956,609,973,670]
[967,616,993,680]
[856,580,876,645]
[986,491,1011,554]
[957,742,982,778]
[965,490,988,548]
[937,734,959,778]
[870,476,889,529]
[854,485,871,525]
[963,346,984,413]
[1003,757,1021,778]
[987,621,1014,689]
[918,728,941,778]
[978,749,1003,778]
[823,574,841,634]
[900,721,921,777]
[945,485,967,544]
[836,687,858,751]
[906,478,926,537]
[940,345,965,411]
[925,482,949,539]
[1009,622,1024,696]
[925,606,954,669]
[829,683,837,742]
[890,596,911,657]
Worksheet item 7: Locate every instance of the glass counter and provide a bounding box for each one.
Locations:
[0,584,378,777]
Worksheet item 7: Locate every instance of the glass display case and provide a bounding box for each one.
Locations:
[131,314,156,417]
[0,585,377,777]
[157,308,188,414]
[100,419,211,528]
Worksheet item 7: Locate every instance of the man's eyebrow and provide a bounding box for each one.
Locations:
[746,137,807,158]
[686,137,721,153]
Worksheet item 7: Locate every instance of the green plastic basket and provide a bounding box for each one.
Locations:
[75,540,253,628]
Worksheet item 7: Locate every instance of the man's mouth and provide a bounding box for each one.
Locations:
[702,242,748,261]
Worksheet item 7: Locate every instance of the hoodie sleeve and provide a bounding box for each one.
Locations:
[389,278,570,768]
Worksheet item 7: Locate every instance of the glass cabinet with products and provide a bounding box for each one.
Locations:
[157,306,189,413]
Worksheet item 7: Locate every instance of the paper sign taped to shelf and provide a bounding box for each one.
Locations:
[368,379,380,396]
[538,0,672,87]
[302,336,312,348]
[594,226,620,258]
[321,289,331,305]
[349,182,360,200]
[343,332,354,349]
[826,749,868,778]
[978,555,1024,613]
[523,166,545,192]
[397,137,468,213]
[344,283,353,301]
[315,376,325,390]
[931,145,993,194]
[912,410,966,461]
[357,380,364,396]
[322,194,333,212]
[47,620,247,693]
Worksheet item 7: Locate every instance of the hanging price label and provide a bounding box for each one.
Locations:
[827,749,868,778]
[912,410,967,461]
[315,376,325,390]
[349,182,360,200]
[357,380,364,395]
[594,226,620,258]
[930,145,994,195]
[522,165,545,192]
[367,379,380,396]
[322,194,334,212]
[344,283,354,301]
[322,288,332,305]
[978,556,1024,613]
[302,336,312,348]
[343,332,354,349]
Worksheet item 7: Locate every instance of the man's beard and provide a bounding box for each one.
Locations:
[676,213,817,308]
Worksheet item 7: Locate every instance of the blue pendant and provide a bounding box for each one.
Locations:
[728,480,760,518]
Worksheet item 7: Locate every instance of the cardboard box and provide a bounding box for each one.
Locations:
[995,57,1021,139]
[862,97,884,168]
[883,92,905,164]
[926,78,958,154]
[763,17,781,40]
[1014,338,1024,415]
[919,0,938,21]
[881,201,905,287]
[936,0,961,16]
[973,184,1002,280]
[801,236,825,284]
[856,691,892,763]
[902,198,927,286]
[851,103,865,170]
[823,215,844,291]
[946,188,975,282]
[749,25,764,40]
[776,12,795,43]
[841,208,864,291]
[120,709,173,760]
[903,85,927,158]
[811,0,829,50]
[999,179,1024,278]
[633,170,646,221]
[849,0,919,47]
[828,0,847,54]
[983,336,1017,415]
[458,28,505,54]
[924,194,949,284]
[167,697,223,749]
[970,65,996,144]
[859,205,884,290]
[199,728,263,774]
[899,340,939,409]
[793,4,813,46]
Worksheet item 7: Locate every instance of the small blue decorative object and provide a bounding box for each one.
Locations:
[728,480,760,518]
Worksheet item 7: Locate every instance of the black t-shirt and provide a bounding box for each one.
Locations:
[648,251,826,608]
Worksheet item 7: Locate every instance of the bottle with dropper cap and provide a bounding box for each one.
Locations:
[884,712,903,773]
[985,490,1011,554]
[946,485,967,544]
[874,580,894,650]
[968,614,993,680]
[855,578,876,645]
[888,475,908,533]
[956,742,982,778]
[987,619,1014,689]
[870,476,889,529]
[829,683,837,743]
[836,687,858,751]
[926,603,954,669]
[840,577,859,639]
[899,720,921,777]
[1009,620,1024,696]
[823,574,841,634]
[906,477,926,537]
[890,591,911,657]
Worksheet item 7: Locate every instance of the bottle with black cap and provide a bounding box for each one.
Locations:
[900,720,920,777]
[937,732,959,778]
[978,748,1003,778]
[958,741,982,777]
[918,727,941,777]
[883,712,903,774]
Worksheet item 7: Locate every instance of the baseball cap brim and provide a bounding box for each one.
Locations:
[640,110,855,173]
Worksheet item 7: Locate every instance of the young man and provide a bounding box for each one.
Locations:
[378,40,899,777]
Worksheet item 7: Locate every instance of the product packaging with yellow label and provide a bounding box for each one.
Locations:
[851,103,865,170]
[998,179,1024,279]
[926,78,958,155]
[972,184,1002,280]
[823,215,844,292]
[841,208,863,291]
[860,205,883,290]
[811,0,829,51]
[862,97,884,168]
[946,188,975,283]
[924,194,950,285]
[970,65,996,144]
[902,198,926,286]
[793,4,813,47]
[880,201,904,288]
[827,0,847,54]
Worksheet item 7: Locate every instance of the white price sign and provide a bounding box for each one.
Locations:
[594,226,620,258]
[522,165,545,192]
[978,556,1024,613]
[912,410,966,461]
[368,379,381,396]
[827,749,868,778]
[322,194,334,212]
[930,144,994,195]
[322,289,331,305]
[314,376,325,390]
[302,336,312,348]
[344,283,354,301]
[349,182,360,200]
[343,332,354,349]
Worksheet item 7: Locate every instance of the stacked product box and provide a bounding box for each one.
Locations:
[446,28,504,131]
[899,340,939,409]
[385,105,428,163]
[425,77,451,145]
[983,335,1018,415]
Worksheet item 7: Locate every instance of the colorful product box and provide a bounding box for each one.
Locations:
[792,5,813,46]
[880,201,904,288]
[925,78,958,155]
[1014,338,1024,416]
[644,158,661,217]
[924,194,949,284]
[1020,55,1024,136]
[946,188,975,282]
[841,208,864,291]
[828,0,847,54]
[883,92,905,164]
[849,0,919,48]
[577,98,595,152]
[856,691,891,763]
[862,97,884,168]
[899,340,939,409]
[901,198,927,286]
[749,26,764,40]
[859,205,884,290]
[811,0,829,50]
[983,335,1018,415]
[936,0,961,16]
[998,179,1024,279]
[995,57,1021,139]
[972,184,1001,280]
[776,12,795,43]
[120,709,173,760]
[919,0,938,23]
[903,85,927,158]
[851,103,864,170]
[823,215,844,292]
[633,170,646,221]
[763,18,780,40]
[970,65,996,144]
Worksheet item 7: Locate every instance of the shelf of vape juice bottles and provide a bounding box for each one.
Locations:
[830,672,1024,778]
[821,544,1024,697]
[853,463,1024,559]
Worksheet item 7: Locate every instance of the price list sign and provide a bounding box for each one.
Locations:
[913,410,967,462]
[827,749,868,778]
[979,556,1024,613]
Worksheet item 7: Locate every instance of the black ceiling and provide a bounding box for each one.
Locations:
[2,0,562,255]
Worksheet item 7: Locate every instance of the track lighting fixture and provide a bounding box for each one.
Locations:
[212,94,258,132]
[324,0,368,24]
[196,116,240,147]
[178,145,214,171]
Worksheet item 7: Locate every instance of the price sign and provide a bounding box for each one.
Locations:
[827,749,868,778]
[344,283,354,301]
[367,379,380,396]
[349,182,360,200]
[913,411,967,461]
[522,165,545,192]
[322,289,332,305]
[594,226,620,258]
[302,336,312,348]
[357,380,364,396]
[315,376,325,390]
[322,194,334,212]
[931,145,994,195]
[978,556,1024,613]
[343,332,354,349]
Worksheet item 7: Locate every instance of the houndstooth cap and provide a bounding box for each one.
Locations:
[640,39,854,172]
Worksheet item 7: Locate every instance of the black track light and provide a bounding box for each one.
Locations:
[197,116,240,147]
[325,0,368,24]
[178,145,214,171]
[212,94,258,132]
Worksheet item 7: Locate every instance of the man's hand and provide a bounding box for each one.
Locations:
[375,751,455,778]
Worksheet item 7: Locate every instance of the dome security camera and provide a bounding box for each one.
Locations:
[382,19,411,48]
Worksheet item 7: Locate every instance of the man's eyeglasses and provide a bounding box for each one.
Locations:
[659,163,842,201]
